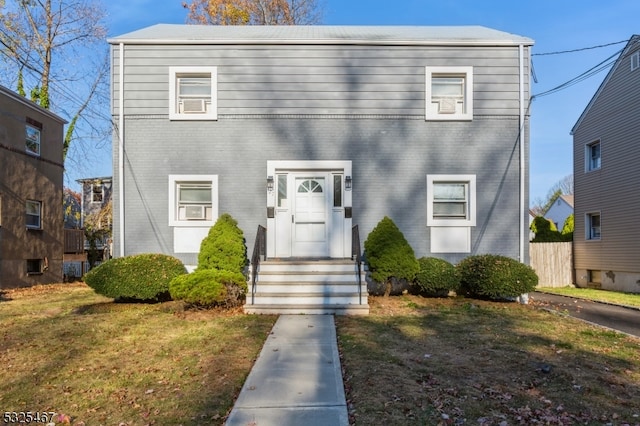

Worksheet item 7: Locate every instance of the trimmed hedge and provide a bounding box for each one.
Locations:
[83,253,187,301]
[198,213,247,274]
[457,254,538,300]
[364,216,419,296]
[415,257,460,297]
[169,269,247,307]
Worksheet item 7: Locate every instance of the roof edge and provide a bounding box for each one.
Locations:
[0,84,68,125]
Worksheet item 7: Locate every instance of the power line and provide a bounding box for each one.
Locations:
[532,39,629,56]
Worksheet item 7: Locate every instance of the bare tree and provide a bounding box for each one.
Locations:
[0,0,109,162]
[531,174,574,216]
[182,0,323,25]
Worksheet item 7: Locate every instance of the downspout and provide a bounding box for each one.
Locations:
[519,43,526,262]
[118,42,125,257]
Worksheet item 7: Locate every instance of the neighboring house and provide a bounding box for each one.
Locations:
[545,194,573,230]
[571,35,640,293]
[77,176,113,229]
[108,25,534,313]
[0,85,66,289]
[77,176,113,259]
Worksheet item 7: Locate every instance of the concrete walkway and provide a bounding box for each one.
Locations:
[225,315,349,426]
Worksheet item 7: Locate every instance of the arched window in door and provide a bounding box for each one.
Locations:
[297,179,323,193]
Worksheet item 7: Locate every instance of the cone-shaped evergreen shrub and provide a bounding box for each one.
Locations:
[198,213,247,274]
[364,216,419,296]
[415,257,460,297]
[457,254,538,300]
[83,253,187,301]
[169,269,247,307]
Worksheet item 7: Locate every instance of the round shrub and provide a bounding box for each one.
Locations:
[198,213,247,274]
[83,253,187,301]
[364,216,419,296]
[415,257,460,297]
[169,269,247,307]
[530,216,564,242]
[457,254,538,300]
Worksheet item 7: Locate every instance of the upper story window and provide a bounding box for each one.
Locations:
[168,175,218,227]
[631,51,639,71]
[91,183,104,203]
[586,140,601,171]
[427,174,476,227]
[26,124,41,156]
[425,66,473,121]
[26,200,42,229]
[586,212,601,240]
[169,67,217,120]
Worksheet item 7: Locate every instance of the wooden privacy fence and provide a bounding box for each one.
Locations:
[529,242,573,287]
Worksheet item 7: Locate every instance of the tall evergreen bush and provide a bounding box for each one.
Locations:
[363,216,419,296]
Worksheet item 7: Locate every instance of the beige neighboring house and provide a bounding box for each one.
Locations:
[571,35,640,293]
[0,85,66,289]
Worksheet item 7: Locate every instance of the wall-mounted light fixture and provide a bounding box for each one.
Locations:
[267,176,274,192]
[345,175,352,190]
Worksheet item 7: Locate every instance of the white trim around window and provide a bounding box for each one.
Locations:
[169,66,217,121]
[168,175,218,227]
[26,199,42,229]
[585,211,601,240]
[425,66,473,121]
[585,140,601,172]
[427,174,476,227]
[26,124,41,156]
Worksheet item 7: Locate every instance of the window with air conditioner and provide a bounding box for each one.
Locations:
[169,67,217,120]
[169,175,218,227]
[426,66,473,121]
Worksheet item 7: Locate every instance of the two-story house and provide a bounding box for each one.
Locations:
[0,85,66,289]
[571,35,640,293]
[108,25,534,313]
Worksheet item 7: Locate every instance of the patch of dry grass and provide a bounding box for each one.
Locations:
[0,283,276,425]
[337,295,640,425]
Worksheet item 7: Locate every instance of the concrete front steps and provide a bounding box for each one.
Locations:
[244,259,369,315]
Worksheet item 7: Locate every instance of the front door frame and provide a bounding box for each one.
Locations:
[266,160,352,259]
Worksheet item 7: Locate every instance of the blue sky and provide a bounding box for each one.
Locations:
[93,0,640,203]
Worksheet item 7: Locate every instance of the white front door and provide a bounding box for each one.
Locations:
[292,176,329,257]
[268,161,352,259]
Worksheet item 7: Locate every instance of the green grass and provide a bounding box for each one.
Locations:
[0,283,276,425]
[3,283,640,426]
[537,286,640,308]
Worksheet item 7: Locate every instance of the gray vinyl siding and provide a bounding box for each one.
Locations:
[573,39,640,273]
[110,31,531,265]
[111,45,528,117]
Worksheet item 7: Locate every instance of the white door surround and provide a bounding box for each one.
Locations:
[266,160,352,259]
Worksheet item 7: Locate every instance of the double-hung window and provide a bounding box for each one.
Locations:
[26,200,42,229]
[26,123,41,156]
[168,175,218,227]
[586,212,601,240]
[427,175,476,227]
[169,67,217,120]
[91,183,104,203]
[426,66,473,120]
[631,51,639,71]
[586,141,601,171]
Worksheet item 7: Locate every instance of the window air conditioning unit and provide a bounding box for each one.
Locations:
[180,98,206,114]
[438,98,458,114]
[183,205,206,220]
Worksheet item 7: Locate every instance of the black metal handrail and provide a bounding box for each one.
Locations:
[352,225,363,305]
[250,225,267,304]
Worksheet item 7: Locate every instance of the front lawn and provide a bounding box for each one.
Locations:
[537,286,640,308]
